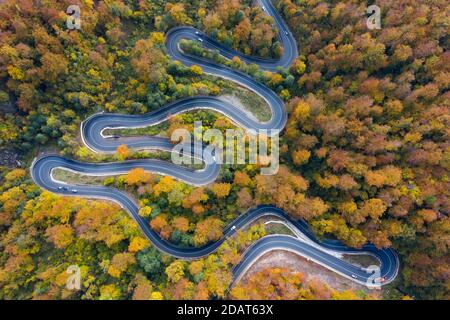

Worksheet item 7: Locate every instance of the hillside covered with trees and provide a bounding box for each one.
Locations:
[0,0,448,300]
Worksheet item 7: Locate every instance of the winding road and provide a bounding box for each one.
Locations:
[30,0,399,287]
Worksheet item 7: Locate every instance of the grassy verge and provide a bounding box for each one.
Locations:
[219,80,271,122]
[263,220,297,237]
[52,168,109,185]
[102,122,170,138]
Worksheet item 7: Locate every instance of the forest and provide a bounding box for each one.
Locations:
[0,0,448,300]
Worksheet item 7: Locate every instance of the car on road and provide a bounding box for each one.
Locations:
[351,274,357,279]
[231,225,236,231]
[198,38,203,42]
[262,5,266,11]
[72,189,78,193]
[285,31,289,35]
[195,31,200,35]
[58,186,63,190]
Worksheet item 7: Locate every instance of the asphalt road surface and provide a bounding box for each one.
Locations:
[30,0,399,287]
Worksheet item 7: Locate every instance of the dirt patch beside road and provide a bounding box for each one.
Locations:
[238,250,382,295]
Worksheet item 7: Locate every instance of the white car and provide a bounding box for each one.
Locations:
[262,5,266,11]
[195,31,200,35]
[72,189,78,193]
[285,31,289,35]
[198,38,203,42]
[351,274,357,279]
[231,225,236,231]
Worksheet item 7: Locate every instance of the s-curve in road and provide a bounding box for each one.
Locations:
[30,0,399,287]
